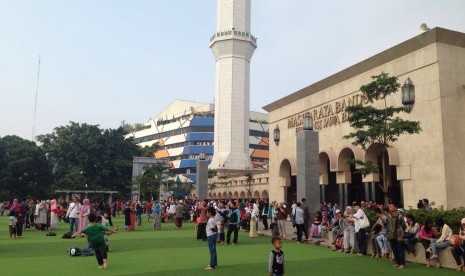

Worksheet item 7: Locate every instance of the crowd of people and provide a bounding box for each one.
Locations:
[2,196,465,272]
[186,197,465,271]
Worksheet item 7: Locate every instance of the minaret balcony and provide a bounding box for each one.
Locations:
[210,29,257,47]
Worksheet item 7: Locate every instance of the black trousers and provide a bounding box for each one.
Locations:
[262,215,269,230]
[420,239,431,260]
[226,224,239,244]
[296,224,305,242]
[451,245,465,266]
[16,222,24,237]
[356,229,367,255]
[390,239,406,266]
[197,223,207,241]
[95,246,108,266]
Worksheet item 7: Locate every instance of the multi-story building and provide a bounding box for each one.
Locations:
[129,99,269,189]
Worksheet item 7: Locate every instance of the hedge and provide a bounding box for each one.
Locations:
[365,207,465,233]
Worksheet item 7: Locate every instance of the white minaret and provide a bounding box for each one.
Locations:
[209,0,257,170]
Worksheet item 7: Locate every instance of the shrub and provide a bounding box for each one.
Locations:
[406,207,465,233]
[364,208,465,233]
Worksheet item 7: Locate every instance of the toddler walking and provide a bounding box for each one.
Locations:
[9,211,17,239]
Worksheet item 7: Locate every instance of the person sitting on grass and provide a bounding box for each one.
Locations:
[72,213,118,269]
[268,237,284,276]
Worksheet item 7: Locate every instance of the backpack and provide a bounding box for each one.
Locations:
[62,231,73,239]
[69,247,81,256]
[219,210,228,223]
[229,210,238,224]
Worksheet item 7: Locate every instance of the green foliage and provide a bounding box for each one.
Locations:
[346,159,378,177]
[208,168,217,179]
[342,72,422,205]
[0,135,52,200]
[136,162,173,200]
[343,73,421,149]
[139,142,160,157]
[365,208,465,233]
[405,208,465,233]
[36,122,140,197]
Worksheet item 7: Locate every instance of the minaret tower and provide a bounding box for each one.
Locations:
[209,0,257,170]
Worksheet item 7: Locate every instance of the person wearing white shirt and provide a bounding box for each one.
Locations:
[294,202,305,243]
[66,196,81,234]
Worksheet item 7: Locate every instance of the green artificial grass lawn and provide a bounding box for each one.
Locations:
[0,216,457,276]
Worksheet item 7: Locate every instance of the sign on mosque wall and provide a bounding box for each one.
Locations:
[288,93,369,131]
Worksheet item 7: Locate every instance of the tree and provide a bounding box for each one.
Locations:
[343,72,421,206]
[0,135,52,199]
[136,162,174,200]
[37,122,140,197]
[139,143,160,158]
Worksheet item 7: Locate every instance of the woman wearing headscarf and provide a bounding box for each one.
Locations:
[50,199,59,230]
[10,199,19,213]
[130,201,136,231]
[342,206,355,253]
[78,198,91,233]
[152,201,162,230]
[15,200,25,238]
[35,200,48,231]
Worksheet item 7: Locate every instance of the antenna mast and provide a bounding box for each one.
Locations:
[32,55,41,140]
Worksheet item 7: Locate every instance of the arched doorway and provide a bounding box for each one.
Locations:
[365,143,401,206]
[240,191,246,200]
[261,190,269,200]
[253,190,260,199]
[279,159,296,204]
[233,191,239,200]
[338,148,364,206]
[319,152,338,205]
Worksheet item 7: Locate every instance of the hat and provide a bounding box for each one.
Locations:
[335,209,341,214]
[398,208,405,213]
[461,218,465,224]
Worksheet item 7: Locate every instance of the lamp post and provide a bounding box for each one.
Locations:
[273,125,280,146]
[196,151,208,200]
[402,77,415,112]
[296,113,319,220]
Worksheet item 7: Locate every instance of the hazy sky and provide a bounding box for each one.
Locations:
[1,0,465,140]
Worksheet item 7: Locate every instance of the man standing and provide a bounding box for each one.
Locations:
[294,202,305,243]
[260,199,269,230]
[301,198,310,241]
[174,200,184,228]
[353,202,368,255]
[387,203,407,269]
[226,201,241,245]
[277,202,287,238]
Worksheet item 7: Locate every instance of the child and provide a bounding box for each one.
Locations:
[269,237,285,276]
[72,213,118,269]
[101,212,112,251]
[205,207,217,270]
[9,211,17,239]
